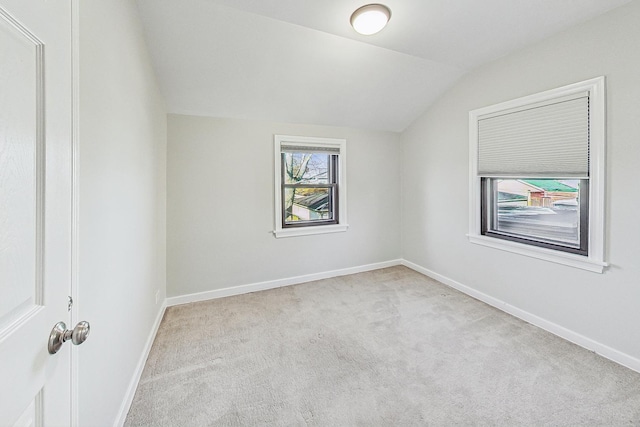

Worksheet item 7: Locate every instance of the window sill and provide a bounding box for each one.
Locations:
[273,224,349,238]
[467,234,607,273]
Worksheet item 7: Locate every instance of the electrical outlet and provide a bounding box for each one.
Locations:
[155,290,160,304]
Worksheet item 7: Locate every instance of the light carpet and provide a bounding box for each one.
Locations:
[125,266,640,426]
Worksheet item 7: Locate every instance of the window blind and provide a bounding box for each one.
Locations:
[280,144,340,155]
[477,93,589,177]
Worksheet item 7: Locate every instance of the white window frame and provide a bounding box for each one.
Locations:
[273,135,348,238]
[468,77,607,273]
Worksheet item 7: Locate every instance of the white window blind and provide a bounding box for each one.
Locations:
[280,144,341,155]
[477,93,590,177]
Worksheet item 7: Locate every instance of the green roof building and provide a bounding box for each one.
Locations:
[520,179,578,193]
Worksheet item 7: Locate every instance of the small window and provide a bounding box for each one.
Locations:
[468,77,607,273]
[274,135,348,238]
[282,151,337,226]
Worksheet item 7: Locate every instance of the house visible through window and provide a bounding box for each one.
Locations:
[274,135,348,238]
[468,77,606,273]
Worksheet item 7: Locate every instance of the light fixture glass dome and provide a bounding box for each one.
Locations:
[350,4,391,35]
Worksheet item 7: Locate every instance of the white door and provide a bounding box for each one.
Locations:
[0,0,75,425]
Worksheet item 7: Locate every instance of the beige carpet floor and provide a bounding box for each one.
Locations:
[125,266,640,426]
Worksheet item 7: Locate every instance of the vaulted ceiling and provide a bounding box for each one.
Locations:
[135,0,630,132]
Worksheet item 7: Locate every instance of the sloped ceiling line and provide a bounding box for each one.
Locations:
[136,0,630,132]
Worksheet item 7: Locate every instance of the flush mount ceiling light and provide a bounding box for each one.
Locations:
[350,4,391,35]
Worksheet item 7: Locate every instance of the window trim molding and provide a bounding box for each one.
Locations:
[468,77,607,273]
[273,135,348,238]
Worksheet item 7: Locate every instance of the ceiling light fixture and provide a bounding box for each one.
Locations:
[350,4,391,36]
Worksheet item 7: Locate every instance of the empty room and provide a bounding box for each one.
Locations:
[2,0,640,425]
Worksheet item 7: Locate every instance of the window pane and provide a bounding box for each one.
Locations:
[283,153,330,185]
[284,187,332,223]
[494,179,581,247]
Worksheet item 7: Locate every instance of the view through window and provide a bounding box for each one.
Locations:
[282,152,337,226]
[483,178,587,254]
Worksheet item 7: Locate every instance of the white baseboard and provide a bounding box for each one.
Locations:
[401,259,640,374]
[114,302,167,427]
[118,258,639,424]
[166,259,403,307]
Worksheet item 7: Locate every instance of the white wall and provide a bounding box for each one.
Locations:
[78,0,166,425]
[167,114,401,297]
[401,1,640,365]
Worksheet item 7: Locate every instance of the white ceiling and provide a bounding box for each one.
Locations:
[135,0,630,132]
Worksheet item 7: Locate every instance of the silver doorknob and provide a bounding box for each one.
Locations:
[48,321,90,355]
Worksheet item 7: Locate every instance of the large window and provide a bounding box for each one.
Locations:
[274,135,347,238]
[468,77,607,272]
